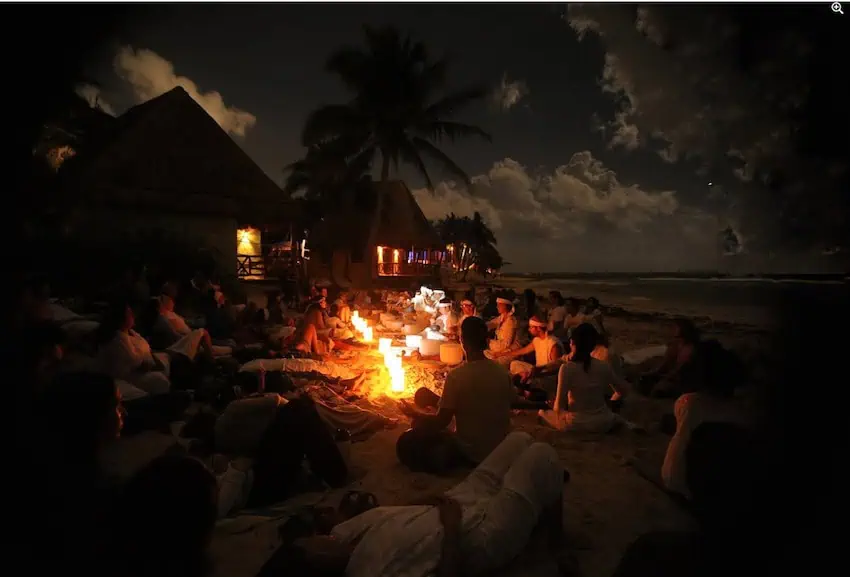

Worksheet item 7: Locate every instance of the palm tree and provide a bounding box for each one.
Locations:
[282,141,372,201]
[432,211,502,279]
[302,25,491,187]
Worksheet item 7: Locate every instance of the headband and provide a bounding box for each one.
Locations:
[529,319,546,328]
[461,299,474,306]
[496,297,511,305]
[438,301,452,307]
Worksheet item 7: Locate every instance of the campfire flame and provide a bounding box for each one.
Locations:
[351,311,406,396]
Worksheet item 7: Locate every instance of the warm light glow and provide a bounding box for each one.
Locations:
[376,246,384,264]
[378,338,392,354]
[352,310,360,322]
[392,249,400,264]
[389,365,405,393]
[405,335,422,348]
[362,326,373,342]
[236,227,261,256]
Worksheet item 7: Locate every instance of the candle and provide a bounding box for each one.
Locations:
[389,365,405,393]
[352,310,360,321]
[362,326,373,342]
[405,335,422,349]
[378,338,392,354]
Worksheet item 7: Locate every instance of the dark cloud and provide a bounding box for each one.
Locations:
[566,4,850,253]
[413,152,720,272]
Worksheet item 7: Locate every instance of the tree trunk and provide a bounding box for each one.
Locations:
[363,154,391,287]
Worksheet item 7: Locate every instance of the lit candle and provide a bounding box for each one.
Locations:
[378,338,392,354]
[390,366,405,393]
[362,326,373,342]
[405,335,422,349]
[352,310,360,322]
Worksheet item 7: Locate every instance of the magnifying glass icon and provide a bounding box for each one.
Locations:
[832,2,844,14]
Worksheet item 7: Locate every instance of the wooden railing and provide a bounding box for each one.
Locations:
[236,254,266,279]
[376,261,441,277]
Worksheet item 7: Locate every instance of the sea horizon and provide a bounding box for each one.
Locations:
[500,271,848,284]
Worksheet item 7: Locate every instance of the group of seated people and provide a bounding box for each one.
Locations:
[15,272,788,577]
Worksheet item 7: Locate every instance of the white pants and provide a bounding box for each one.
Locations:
[449,432,563,573]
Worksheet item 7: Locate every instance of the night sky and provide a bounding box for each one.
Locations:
[78,3,848,274]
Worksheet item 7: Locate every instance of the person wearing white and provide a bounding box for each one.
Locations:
[459,299,480,326]
[546,291,568,336]
[291,431,564,577]
[538,323,630,433]
[98,303,171,395]
[153,293,223,360]
[434,299,460,336]
[485,297,519,362]
[492,316,563,381]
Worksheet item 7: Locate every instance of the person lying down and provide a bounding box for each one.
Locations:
[265,432,566,577]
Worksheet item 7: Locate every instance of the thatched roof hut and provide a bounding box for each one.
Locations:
[58,86,294,223]
[312,180,442,260]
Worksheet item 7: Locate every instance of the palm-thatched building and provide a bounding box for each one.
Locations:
[52,86,304,281]
[308,180,446,288]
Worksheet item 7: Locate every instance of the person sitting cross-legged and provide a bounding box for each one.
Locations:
[490,315,564,401]
[397,316,515,473]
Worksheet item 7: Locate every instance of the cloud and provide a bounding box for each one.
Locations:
[491,74,529,111]
[75,84,116,116]
[413,152,721,272]
[565,5,849,251]
[114,46,257,137]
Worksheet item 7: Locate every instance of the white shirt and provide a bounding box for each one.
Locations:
[547,306,566,332]
[102,330,156,379]
[532,334,561,367]
[487,312,518,353]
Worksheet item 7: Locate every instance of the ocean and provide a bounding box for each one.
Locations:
[497,274,848,327]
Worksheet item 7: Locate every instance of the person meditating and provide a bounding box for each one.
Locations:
[538,323,631,433]
[278,432,566,577]
[547,291,568,338]
[148,286,218,361]
[396,316,515,473]
[97,301,172,395]
[292,297,335,357]
[491,315,563,398]
[434,298,460,337]
[639,318,701,397]
[459,298,480,326]
[484,296,519,363]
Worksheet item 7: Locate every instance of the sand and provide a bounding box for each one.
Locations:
[104,302,762,577]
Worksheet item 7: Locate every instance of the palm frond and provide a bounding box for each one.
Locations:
[421,86,489,120]
[411,136,473,186]
[398,140,435,191]
[301,105,367,147]
[418,120,491,143]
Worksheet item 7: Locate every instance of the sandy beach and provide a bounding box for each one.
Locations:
[101,285,772,577]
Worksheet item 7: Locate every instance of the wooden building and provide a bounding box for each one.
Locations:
[308,180,446,288]
[53,86,300,281]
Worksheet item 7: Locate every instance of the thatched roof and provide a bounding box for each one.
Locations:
[58,87,293,221]
[312,180,442,258]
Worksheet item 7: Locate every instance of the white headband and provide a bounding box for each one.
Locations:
[461,299,474,306]
[438,301,452,308]
[529,319,546,328]
[496,297,511,305]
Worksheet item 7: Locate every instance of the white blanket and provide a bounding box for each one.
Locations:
[240,358,357,380]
